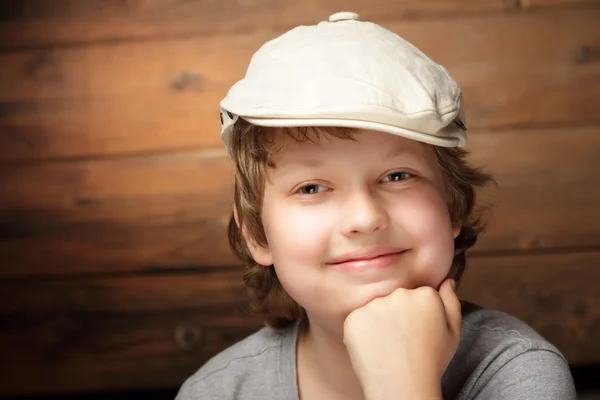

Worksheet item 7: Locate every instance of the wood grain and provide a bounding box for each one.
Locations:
[468,125,600,252]
[1,8,599,161]
[0,251,598,395]
[0,0,513,50]
[1,311,262,395]
[0,268,260,395]
[0,125,599,277]
[521,0,600,8]
[0,268,246,315]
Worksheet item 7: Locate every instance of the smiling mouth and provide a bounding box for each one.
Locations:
[327,247,408,265]
[327,249,408,271]
[329,251,403,264]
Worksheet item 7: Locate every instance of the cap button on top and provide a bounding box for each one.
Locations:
[328,11,360,22]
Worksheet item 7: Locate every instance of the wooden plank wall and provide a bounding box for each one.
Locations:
[0,0,599,396]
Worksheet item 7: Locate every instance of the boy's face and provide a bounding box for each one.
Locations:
[248,128,459,326]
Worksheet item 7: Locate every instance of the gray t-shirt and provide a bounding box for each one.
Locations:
[176,301,576,399]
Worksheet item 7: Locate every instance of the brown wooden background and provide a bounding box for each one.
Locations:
[0,0,599,397]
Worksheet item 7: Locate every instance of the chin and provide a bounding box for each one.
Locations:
[343,279,404,313]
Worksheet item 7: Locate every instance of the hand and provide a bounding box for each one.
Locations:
[343,279,461,400]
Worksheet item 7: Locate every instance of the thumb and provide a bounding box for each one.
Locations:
[439,278,462,339]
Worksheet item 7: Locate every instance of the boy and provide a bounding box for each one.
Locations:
[177,12,576,399]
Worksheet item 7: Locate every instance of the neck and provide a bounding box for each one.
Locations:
[297,315,365,400]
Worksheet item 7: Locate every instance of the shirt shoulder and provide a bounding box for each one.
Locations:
[443,301,576,400]
[175,322,298,400]
[459,300,560,352]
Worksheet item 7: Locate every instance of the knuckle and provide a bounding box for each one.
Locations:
[416,285,439,299]
[390,287,407,299]
[344,311,358,331]
[345,308,361,326]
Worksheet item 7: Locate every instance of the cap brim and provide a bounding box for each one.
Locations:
[241,116,466,148]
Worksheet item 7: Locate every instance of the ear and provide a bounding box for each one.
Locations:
[233,205,274,266]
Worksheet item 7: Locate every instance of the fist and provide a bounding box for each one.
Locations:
[343,279,462,399]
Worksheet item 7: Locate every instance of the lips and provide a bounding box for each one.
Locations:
[326,246,407,265]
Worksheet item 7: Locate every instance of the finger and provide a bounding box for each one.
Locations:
[439,279,462,338]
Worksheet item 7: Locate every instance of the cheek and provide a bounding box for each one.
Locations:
[390,187,455,285]
[261,199,334,266]
[261,202,337,305]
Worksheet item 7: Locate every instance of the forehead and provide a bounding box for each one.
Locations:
[267,127,435,166]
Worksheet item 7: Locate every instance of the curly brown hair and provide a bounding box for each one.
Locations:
[227,119,494,329]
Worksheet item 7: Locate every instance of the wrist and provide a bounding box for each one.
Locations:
[363,382,442,400]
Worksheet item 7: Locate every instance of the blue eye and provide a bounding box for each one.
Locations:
[297,184,328,195]
[382,171,412,182]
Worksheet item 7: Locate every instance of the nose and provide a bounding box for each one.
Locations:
[341,188,389,237]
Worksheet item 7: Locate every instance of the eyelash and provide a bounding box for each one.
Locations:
[294,171,414,196]
[296,184,328,196]
[380,171,413,183]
